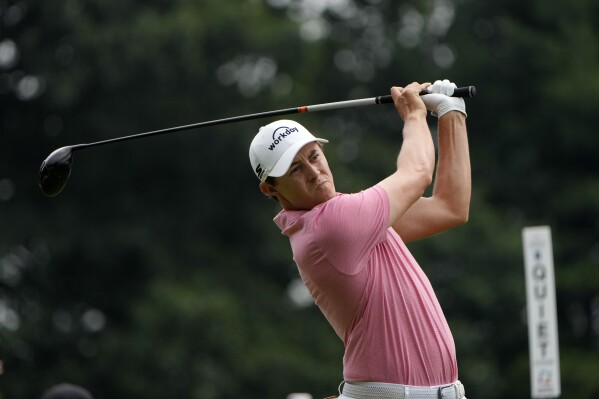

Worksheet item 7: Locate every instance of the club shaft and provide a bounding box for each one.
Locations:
[73,106,302,151]
[72,86,476,152]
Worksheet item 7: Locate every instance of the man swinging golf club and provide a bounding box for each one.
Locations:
[249,80,470,399]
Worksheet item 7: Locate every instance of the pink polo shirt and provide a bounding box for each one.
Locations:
[273,185,457,386]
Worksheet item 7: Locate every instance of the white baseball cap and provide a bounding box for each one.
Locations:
[249,119,328,181]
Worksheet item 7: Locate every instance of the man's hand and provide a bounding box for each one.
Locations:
[391,82,430,121]
[421,79,467,118]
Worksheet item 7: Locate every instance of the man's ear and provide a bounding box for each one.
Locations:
[259,181,278,198]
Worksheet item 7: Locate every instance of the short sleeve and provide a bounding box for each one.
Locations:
[313,185,390,275]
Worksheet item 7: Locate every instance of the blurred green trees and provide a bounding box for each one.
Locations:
[1,0,598,398]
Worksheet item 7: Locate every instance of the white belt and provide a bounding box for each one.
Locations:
[341,380,466,399]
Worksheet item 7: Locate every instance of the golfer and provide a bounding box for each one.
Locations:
[249,80,470,399]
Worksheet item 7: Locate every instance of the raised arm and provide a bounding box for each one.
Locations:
[377,82,436,227]
[393,80,471,242]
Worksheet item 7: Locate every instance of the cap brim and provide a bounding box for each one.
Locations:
[268,138,328,178]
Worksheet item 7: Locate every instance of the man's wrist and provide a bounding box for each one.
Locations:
[439,110,467,120]
[404,111,428,123]
[436,102,467,118]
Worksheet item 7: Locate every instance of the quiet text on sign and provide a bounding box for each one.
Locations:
[522,226,561,398]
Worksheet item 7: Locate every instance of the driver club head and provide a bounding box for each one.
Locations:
[39,146,74,197]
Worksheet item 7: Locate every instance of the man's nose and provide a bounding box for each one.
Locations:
[305,162,320,179]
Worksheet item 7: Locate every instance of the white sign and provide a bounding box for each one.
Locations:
[522,226,561,398]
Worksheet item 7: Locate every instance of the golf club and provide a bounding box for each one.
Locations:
[39,86,476,197]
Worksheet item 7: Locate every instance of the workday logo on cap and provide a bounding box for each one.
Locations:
[268,125,299,151]
[249,120,328,181]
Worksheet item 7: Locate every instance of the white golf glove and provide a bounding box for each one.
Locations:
[421,79,467,118]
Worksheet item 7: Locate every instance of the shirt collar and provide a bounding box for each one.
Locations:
[272,192,342,233]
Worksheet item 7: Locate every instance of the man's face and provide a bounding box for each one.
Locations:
[262,142,336,210]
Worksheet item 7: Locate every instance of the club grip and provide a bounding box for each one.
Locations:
[376,85,476,104]
[451,86,477,97]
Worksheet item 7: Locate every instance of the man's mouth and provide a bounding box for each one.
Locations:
[314,180,329,190]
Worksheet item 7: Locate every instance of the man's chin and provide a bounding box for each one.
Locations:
[316,186,336,202]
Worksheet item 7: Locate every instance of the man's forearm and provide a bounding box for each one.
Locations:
[432,111,471,219]
[397,115,436,180]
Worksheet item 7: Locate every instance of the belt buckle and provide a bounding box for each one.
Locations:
[438,381,464,399]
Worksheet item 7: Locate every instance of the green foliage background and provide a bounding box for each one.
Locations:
[1,0,598,398]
